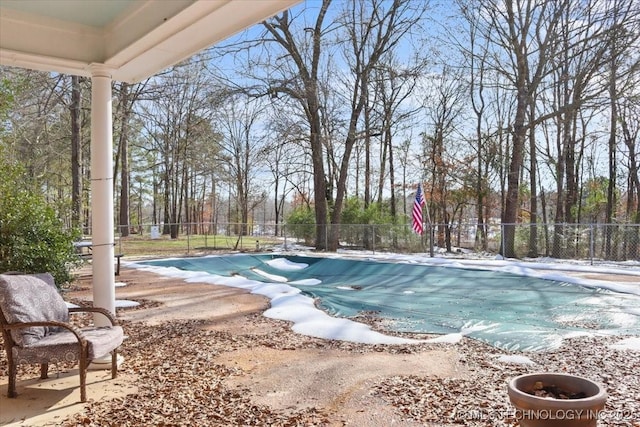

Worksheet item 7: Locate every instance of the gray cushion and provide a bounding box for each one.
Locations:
[0,273,69,346]
[13,325,124,363]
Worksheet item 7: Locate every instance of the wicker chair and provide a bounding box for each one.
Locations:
[0,272,124,402]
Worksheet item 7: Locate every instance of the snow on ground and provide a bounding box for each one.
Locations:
[129,260,423,345]
[127,250,640,352]
[607,336,640,350]
[496,354,535,365]
[115,299,140,308]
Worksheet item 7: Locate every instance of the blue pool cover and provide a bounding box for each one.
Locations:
[141,254,640,351]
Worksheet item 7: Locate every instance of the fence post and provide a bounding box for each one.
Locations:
[590,224,594,266]
[117,228,122,255]
[283,224,288,250]
[325,223,328,252]
[429,224,434,257]
[501,223,505,258]
[187,223,190,255]
[371,224,375,254]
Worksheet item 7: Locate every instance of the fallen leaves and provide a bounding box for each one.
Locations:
[57,317,332,426]
[373,336,640,427]
[2,303,638,426]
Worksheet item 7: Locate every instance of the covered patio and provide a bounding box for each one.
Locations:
[2,3,639,426]
[0,0,300,320]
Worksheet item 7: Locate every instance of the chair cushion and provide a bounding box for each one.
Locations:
[13,325,124,363]
[0,273,69,346]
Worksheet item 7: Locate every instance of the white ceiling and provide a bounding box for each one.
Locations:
[1,0,136,27]
[0,0,301,83]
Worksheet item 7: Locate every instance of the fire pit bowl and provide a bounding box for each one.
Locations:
[507,372,607,427]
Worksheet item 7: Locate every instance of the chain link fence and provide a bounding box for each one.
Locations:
[111,222,640,264]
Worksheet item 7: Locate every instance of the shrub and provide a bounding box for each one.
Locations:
[0,158,80,286]
[285,205,316,244]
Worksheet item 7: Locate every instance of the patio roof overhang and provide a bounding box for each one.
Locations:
[0,0,301,321]
[0,0,300,83]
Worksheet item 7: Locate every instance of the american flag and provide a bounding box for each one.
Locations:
[412,183,425,235]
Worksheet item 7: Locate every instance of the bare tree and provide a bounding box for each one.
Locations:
[264,106,309,235]
[371,58,422,218]
[211,0,426,251]
[619,95,640,259]
[602,0,640,259]
[461,0,567,257]
[259,0,333,249]
[113,83,136,237]
[458,3,493,251]
[215,94,268,236]
[139,61,214,238]
[326,0,426,250]
[419,67,467,252]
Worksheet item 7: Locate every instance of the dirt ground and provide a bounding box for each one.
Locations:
[2,261,638,426]
[105,268,464,426]
[1,267,465,426]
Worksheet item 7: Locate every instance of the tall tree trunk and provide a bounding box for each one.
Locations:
[364,91,372,209]
[491,0,565,258]
[263,3,330,250]
[605,58,617,260]
[363,89,372,250]
[552,109,565,258]
[468,17,488,251]
[311,116,329,250]
[70,76,82,229]
[620,102,640,259]
[502,85,527,258]
[527,102,538,257]
[117,83,131,237]
[388,129,397,219]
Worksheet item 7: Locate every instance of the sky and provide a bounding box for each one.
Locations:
[121,247,640,361]
[206,0,630,196]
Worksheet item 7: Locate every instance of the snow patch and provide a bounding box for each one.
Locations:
[497,354,535,365]
[265,258,309,271]
[116,299,140,308]
[608,337,640,351]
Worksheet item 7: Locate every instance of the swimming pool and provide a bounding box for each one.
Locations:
[136,254,640,352]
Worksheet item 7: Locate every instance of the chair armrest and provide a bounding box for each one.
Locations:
[68,307,118,325]
[3,321,87,346]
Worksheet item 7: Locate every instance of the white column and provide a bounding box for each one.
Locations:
[90,64,115,326]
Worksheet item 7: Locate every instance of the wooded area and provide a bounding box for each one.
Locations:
[1,0,638,259]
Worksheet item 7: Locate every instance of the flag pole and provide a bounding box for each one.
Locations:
[424,188,434,257]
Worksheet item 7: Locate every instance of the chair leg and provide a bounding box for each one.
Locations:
[7,357,17,398]
[111,350,118,379]
[79,354,87,403]
[40,362,49,379]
